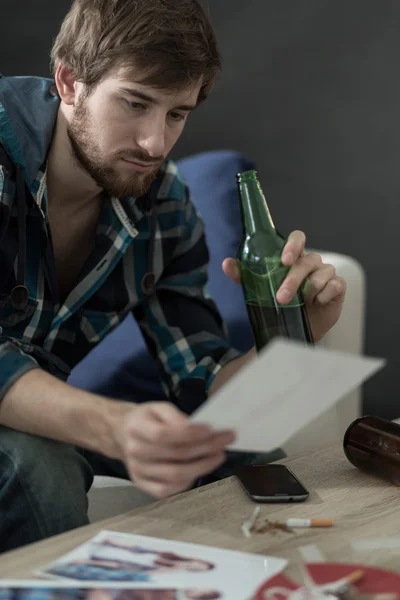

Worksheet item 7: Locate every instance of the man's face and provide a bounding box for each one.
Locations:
[67,70,201,198]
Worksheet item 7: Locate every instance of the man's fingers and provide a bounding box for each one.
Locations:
[314,276,347,306]
[277,252,323,303]
[126,402,215,446]
[132,476,195,499]
[222,258,241,284]
[302,264,337,304]
[281,230,306,266]
[128,451,227,498]
[126,429,235,462]
[121,403,235,499]
[127,419,218,447]
[145,401,190,426]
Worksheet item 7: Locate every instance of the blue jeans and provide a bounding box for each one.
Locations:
[0,426,93,553]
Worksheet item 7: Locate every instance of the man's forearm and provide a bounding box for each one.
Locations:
[208,347,256,397]
[0,369,130,459]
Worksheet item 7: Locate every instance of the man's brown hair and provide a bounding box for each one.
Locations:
[50,0,221,103]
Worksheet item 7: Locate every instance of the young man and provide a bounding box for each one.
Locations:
[0,0,346,551]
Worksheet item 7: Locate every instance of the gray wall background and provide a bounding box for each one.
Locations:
[1,0,399,418]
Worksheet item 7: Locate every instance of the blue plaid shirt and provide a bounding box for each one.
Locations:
[0,75,239,402]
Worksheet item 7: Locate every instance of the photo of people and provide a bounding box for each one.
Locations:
[42,535,216,583]
[0,587,222,600]
[35,530,287,598]
[88,590,222,600]
[44,548,215,582]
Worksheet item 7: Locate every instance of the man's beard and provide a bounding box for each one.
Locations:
[67,98,163,198]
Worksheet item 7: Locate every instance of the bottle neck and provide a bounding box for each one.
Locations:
[238,172,276,236]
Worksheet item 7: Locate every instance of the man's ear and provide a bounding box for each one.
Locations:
[54,64,78,106]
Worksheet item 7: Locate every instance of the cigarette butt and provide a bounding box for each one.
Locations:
[326,569,365,596]
[285,518,334,528]
[241,505,260,537]
[344,568,364,585]
[241,524,251,538]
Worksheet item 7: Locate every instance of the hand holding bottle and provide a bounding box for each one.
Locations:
[223,229,346,344]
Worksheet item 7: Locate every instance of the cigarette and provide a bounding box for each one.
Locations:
[345,569,364,584]
[344,569,364,585]
[325,569,364,595]
[286,518,334,528]
[241,505,260,537]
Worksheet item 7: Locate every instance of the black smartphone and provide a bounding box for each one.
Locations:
[235,464,309,503]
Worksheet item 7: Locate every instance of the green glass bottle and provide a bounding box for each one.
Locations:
[236,170,314,352]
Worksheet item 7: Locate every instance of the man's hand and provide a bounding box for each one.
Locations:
[111,402,235,498]
[222,230,346,343]
[0,368,234,499]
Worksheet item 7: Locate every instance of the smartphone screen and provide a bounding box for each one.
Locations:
[235,464,309,502]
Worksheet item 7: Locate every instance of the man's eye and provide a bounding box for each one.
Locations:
[169,112,185,122]
[129,101,146,110]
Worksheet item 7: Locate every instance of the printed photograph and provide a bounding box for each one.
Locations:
[0,587,223,600]
[34,530,286,598]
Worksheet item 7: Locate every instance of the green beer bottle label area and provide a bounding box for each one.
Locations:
[239,256,304,309]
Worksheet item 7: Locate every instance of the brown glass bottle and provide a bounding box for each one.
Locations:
[343,415,400,486]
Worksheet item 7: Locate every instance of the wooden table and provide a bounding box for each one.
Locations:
[1,442,400,582]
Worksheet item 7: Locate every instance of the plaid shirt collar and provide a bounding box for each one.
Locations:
[32,161,146,239]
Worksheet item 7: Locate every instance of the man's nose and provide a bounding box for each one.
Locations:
[136,116,166,158]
